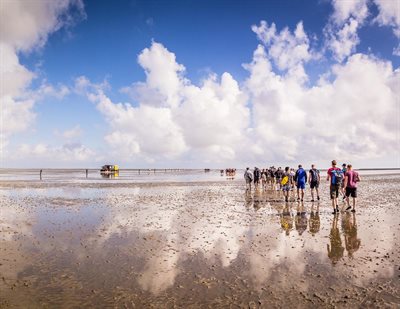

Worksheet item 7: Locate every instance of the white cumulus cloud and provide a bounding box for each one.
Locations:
[78,33,399,167]
[244,42,399,163]
[3,0,399,167]
[331,0,369,24]
[325,0,369,62]
[373,0,400,55]
[17,142,96,163]
[80,41,251,165]
[251,21,315,75]
[0,0,85,164]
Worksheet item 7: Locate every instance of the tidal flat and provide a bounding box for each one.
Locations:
[0,173,399,308]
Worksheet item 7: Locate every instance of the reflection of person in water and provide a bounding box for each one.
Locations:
[244,191,253,209]
[280,203,293,236]
[309,202,320,236]
[327,215,345,264]
[295,201,307,236]
[253,189,262,210]
[342,212,361,257]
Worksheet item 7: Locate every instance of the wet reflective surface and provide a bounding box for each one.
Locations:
[0,169,229,182]
[0,174,399,307]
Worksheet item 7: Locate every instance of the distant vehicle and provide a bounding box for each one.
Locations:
[100,165,119,173]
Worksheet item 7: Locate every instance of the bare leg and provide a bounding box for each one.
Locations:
[332,197,337,213]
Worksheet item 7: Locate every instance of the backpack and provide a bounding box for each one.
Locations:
[246,171,253,181]
[281,175,289,185]
[295,169,305,182]
[331,169,343,185]
[310,169,318,182]
[354,172,360,182]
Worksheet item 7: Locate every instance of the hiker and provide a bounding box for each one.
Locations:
[341,163,347,200]
[290,168,296,189]
[326,160,343,214]
[253,167,261,189]
[265,168,272,186]
[294,164,307,201]
[261,169,267,190]
[270,166,276,187]
[244,167,253,191]
[275,167,283,190]
[343,164,360,212]
[281,166,293,202]
[308,164,320,202]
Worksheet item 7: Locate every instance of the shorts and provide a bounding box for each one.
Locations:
[282,184,291,191]
[297,182,305,189]
[345,187,357,198]
[254,177,260,183]
[310,181,319,189]
[330,184,340,199]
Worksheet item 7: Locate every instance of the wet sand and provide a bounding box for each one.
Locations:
[0,174,399,308]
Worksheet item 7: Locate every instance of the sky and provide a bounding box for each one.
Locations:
[1,0,399,168]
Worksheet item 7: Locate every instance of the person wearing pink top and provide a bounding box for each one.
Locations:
[343,164,361,212]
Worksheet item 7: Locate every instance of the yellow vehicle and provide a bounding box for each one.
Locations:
[100,165,119,177]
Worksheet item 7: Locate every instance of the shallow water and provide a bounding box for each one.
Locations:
[0,168,399,182]
[0,174,399,308]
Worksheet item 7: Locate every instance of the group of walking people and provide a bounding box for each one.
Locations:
[221,168,237,176]
[244,160,361,214]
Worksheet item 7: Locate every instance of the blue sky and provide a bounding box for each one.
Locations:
[23,0,398,86]
[1,0,399,168]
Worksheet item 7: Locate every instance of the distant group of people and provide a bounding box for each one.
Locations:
[221,168,237,176]
[244,160,360,214]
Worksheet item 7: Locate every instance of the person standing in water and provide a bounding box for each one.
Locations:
[308,164,320,202]
[327,160,343,214]
[253,167,261,190]
[294,164,307,201]
[344,164,360,212]
[281,166,293,202]
[341,163,347,200]
[244,167,253,192]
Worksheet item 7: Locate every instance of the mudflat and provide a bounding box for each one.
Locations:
[0,173,399,308]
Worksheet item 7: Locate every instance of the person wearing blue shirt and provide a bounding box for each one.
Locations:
[294,164,307,201]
